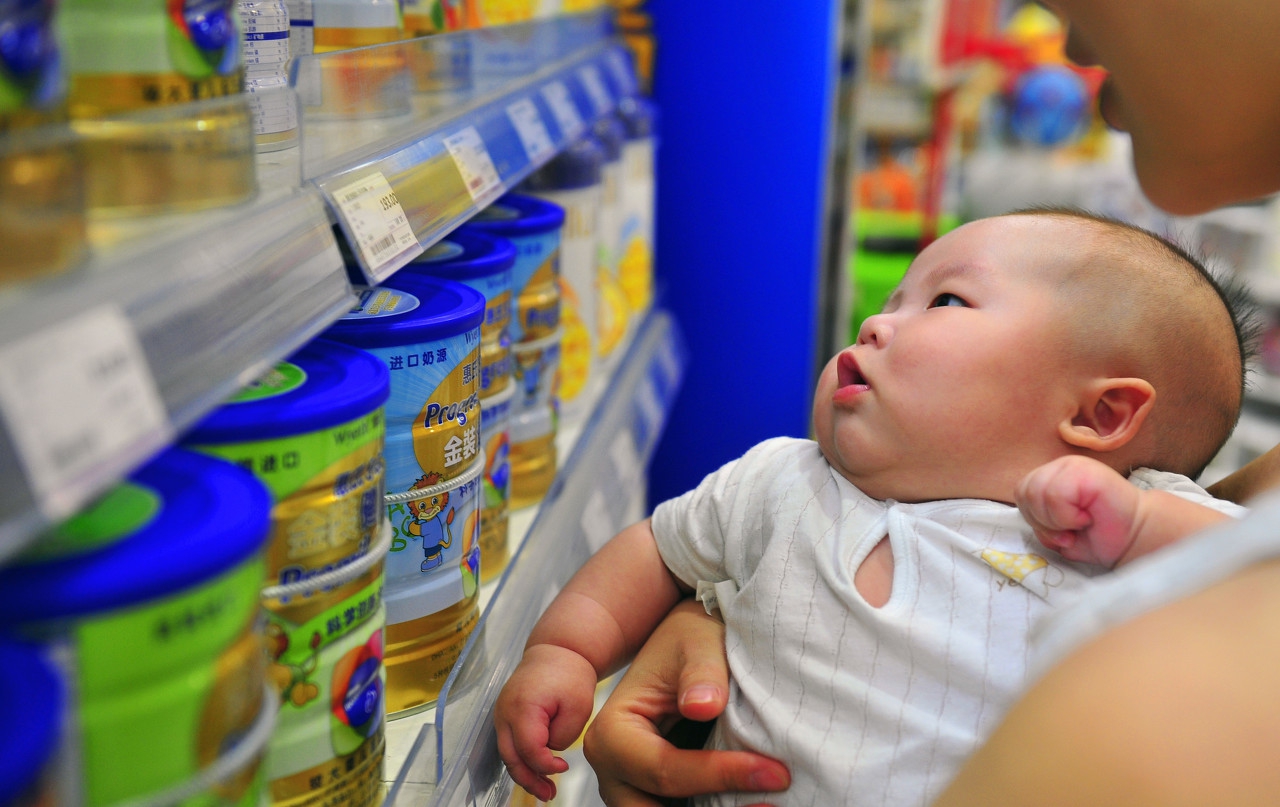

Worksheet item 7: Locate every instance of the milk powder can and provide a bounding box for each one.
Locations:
[0,449,275,807]
[183,339,391,807]
[401,229,516,582]
[521,136,605,424]
[322,277,486,714]
[460,193,564,508]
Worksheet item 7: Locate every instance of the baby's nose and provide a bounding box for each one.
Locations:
[857,313,892,347]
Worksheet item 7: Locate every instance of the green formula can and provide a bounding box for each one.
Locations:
[183,339,391,807]
[0,448,274,807]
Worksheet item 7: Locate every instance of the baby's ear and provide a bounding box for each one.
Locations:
[1059,378,1156,452]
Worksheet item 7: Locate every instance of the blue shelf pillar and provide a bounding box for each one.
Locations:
[646,1,843,506]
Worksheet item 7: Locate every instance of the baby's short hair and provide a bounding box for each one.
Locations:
[1009,206,1260,479]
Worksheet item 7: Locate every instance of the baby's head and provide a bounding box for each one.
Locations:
[814,208,1254,503]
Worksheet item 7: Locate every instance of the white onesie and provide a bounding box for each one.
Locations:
[650,437,1245,806]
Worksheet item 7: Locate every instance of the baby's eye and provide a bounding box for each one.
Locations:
[929,292,968,308]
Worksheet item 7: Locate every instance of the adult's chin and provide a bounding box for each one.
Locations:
[1096,76,1126,132]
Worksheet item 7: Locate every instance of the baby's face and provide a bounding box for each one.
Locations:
[814,216,1087,503]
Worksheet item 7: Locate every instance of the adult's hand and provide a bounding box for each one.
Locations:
[583,598,790,806]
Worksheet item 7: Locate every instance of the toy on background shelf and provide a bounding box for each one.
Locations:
[1007,63,1088,147]
[857,138,921,213]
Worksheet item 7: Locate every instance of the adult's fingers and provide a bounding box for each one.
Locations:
[585,710,789,802]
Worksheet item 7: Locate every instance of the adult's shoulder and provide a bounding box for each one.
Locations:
[935,556,1280,807]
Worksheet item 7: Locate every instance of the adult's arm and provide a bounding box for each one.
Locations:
[583,598,790,807]
[932,558,1280,806]
[1205,444,1280,505]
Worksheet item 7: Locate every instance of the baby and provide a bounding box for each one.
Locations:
[495,208,1255,805]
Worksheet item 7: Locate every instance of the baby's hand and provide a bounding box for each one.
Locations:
[1016,455,1141,567]
[494,643,600,802]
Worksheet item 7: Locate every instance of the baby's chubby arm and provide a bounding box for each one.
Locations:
[1016,456,1231,568]
[494,518,689,801]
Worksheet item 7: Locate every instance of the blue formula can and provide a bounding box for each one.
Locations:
[183,340,391,807]
[460,194,565,508]
[0,639,62,807]
[401,228,516,400]
[322,276,486,715]
[400,229,516,582]
[459,192,564,346]
[0,448,274,807]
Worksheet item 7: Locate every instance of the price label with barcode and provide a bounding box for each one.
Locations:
[443,126,504,205]
[331,171,422,276]
[578,65,612,116]
[609,431,640,487]
[506,97,555,165]
[581,488,613,552]
[541,80,584,140]
[606,49,637,97]
[0,306,173,521]
[633,377,663,452]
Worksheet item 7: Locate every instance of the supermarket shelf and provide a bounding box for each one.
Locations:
[299,14,638,284]
[0,188,351,559]
[382,308,686,807]
[0,13,637,560]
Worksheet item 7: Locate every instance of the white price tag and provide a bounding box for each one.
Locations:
[634,378,663,451]
[331,172,422,276]
[0,306,172,521]
[578,65,612,116]
[506,97,555,165]
[443,126,504,205]
[541,80,584,140]
[606,49,637,97]
[609,432,641,488]
[653,340,681,401]
[581,488,613,552]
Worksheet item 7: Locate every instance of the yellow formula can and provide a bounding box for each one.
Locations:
[260,558,388,807]
[323,277,486,714]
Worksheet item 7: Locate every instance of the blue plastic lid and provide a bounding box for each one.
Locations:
[184,339,391,444]
[0,639,61,806]
[460,193,565,238]
[521,136,605,191]
[322,275,485,350]
[402,229,517,281]
[617,96,657,140]
[0,448,271,621]
[592,115,625,161]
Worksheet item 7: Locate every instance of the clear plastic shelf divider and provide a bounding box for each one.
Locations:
[381,309,686,807]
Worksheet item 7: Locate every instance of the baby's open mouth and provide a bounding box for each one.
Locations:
[837,351,867,390]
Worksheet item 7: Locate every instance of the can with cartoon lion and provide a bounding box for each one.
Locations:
[401,229,516,583]
[0,449,274,807]
[183,339,391,807]
[323,275,485,714]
